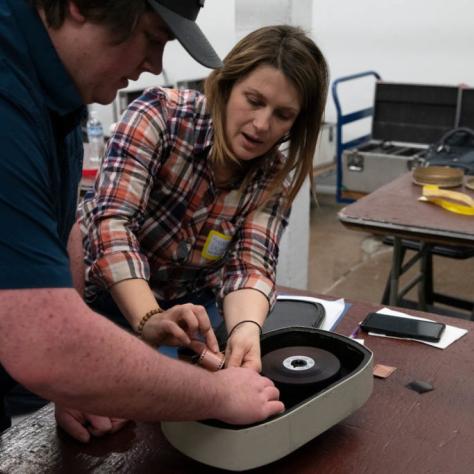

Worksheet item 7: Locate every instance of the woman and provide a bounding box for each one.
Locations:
[78,25,329,371]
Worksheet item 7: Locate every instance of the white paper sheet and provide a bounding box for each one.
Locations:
[368,307,468,349]
[276,294,346,331]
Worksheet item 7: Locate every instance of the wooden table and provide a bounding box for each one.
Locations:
[338,173,474,315]
[1,296,473,473]
[338,172,474,248]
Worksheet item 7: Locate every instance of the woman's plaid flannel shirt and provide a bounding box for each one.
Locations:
[78,87,291,308]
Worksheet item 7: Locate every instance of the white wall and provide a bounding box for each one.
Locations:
[276,179,311,289]
[235,0,313,40]
[313,0,474,122]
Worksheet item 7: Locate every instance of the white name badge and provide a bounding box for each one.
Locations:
[202,230,231,261]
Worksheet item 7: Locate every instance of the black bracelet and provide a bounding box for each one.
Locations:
[227,320,263,340]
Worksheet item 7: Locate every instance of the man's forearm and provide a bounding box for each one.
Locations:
[0,288,220,422]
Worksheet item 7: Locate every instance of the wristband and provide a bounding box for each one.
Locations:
[227,320,263,340]
[136,307,163,338]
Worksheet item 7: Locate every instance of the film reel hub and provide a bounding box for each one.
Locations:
[262,346,341,403]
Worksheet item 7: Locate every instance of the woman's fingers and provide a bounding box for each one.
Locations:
[179,305,218,352]
[225,326,262,370]
[203,330,219,353]
[166,305,219,351]
[174,305,200,334]
[143,304,218,350]
[225,343,245,368]
[188,339,206,355]
[156,319,191,346]
[190,305,219,352]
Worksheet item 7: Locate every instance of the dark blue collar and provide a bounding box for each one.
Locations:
[6,0,84,118]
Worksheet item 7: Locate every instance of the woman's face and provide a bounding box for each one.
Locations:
[224,65,301,161]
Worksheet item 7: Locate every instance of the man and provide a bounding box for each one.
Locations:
[0,0,284,442]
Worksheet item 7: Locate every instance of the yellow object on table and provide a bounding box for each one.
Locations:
[419,185,474,216]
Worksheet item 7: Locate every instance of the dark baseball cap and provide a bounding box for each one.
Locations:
[148,0,223,69]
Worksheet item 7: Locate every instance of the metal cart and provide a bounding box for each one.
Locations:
[331,70,381,203]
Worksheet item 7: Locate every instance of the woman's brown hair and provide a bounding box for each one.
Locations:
[205,25,329,204]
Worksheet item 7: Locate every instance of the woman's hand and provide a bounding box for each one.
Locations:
[225,321,262,372]
[55,405,128,443]
[141,303,219,352]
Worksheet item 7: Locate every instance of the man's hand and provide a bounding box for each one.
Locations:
[212,368,284,425]
[225,321,262,371]
[141,303,219,352]
[55,405,128,443]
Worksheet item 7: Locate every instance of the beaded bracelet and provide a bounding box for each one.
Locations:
[227,320,263,340]
[136,307,163,338]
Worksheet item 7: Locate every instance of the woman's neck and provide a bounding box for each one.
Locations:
[212,159,244,189]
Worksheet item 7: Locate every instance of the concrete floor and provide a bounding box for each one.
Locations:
[308,192,474,321]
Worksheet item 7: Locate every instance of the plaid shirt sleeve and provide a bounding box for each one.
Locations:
[81,89,168,289]
[219,185,291,309]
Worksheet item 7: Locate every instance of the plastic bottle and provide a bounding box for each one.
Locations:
[85,110,105,169]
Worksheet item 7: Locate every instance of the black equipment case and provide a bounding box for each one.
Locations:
[424,88,474,175]
[342,82,467,194]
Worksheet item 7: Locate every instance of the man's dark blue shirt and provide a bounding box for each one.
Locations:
[0,0,86,288]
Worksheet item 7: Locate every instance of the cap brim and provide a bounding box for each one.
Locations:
[150,2,223,69]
